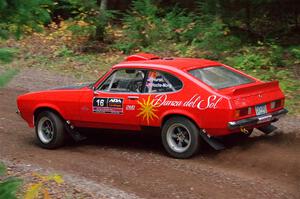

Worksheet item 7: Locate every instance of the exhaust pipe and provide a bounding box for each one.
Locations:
[240,127,249,134]
[257,124,277,134]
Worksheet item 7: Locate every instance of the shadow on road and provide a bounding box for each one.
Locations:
[57,127,300,157]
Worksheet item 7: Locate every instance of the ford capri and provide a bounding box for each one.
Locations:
[17,53,288,158]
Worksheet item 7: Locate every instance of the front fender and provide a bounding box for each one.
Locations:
[30,103,65,127]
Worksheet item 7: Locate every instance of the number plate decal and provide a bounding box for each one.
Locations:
[255,104,267,116]
[93,98,124,114]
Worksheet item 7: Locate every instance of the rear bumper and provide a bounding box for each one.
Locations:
[228,108,288,129]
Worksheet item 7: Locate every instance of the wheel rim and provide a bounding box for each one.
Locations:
[166,123,192,153]
[37,117,54,144]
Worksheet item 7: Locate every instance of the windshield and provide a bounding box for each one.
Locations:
[91,70,110,89]
[188,66,254,89]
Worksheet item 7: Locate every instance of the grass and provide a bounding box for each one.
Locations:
[0,48,17,64]
[20,53,123,81]
[0,68,19,88]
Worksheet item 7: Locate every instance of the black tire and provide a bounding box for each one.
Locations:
[161,117,201,159]
[35,111,66,149]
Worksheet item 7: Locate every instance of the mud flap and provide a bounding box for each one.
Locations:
[65,122,87,142]
[257,124,277,134]
[199,131,225,150]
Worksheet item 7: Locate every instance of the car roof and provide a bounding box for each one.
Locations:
[113,53,222,71]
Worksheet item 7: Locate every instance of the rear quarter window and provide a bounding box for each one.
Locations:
[145,71,183,93]
[189,66,254,89]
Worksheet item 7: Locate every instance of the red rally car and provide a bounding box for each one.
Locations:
[17,53,288,158]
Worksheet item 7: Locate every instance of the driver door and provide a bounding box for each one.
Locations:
[79,68,147,130]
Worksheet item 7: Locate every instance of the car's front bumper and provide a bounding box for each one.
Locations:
[228,108,288,129]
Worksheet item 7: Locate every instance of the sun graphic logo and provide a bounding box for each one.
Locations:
[137,96,159,124]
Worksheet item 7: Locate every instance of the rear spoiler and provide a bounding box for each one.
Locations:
[232,81,280,96]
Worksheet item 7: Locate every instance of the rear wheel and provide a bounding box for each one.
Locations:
[162,117,201,159]
[35,111,66,149]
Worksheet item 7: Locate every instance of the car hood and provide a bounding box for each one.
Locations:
[50,82,93,90]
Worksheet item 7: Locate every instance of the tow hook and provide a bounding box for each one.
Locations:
[240,127,249,134]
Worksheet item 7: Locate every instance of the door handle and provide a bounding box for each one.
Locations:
[128,96,139,100]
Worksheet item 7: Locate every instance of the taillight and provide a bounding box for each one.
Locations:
[271,99,283,109]
[235,107,251,118]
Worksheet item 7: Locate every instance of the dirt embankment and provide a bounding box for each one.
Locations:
[0,68,299,199]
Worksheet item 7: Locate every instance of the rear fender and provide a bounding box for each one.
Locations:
[160,109,204,129]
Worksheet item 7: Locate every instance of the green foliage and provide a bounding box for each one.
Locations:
[118,0,240,56]
[54,45,74,57]
[289,46,300,64]
[0,48,17,63]
[67,0,116,41]
[67,21,95,37]
[0,178,22,199]
[118,0,200,53]
[0,163,22,199]
[225,44,288,74]
[226,52,270,71]
[0,0,52,39]
[163,7,198,43]
[0,163,5,175]
[0,68,19,88]
[197,0,299,42]
[195,18,241,58]
[121,0,161,51]
[290,47,300,59]
[268,44,284,66]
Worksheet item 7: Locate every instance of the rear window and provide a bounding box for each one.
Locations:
[188,66,254,89]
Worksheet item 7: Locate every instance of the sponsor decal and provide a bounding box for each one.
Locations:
[152,94,222,110]
[93,97,123,114]
[137,94,223,124]
[126,105,136,111]
[147,78,170,89]
[137,96,159,125]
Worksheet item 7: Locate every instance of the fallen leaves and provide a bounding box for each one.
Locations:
[24,173,64,199]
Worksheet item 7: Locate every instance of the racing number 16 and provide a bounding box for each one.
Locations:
[96,99,105,107]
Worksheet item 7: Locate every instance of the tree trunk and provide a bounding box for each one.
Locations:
[100,0,107,10]
[95,0,108,41]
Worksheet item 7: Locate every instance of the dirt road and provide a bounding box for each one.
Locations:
[1,68,299,199]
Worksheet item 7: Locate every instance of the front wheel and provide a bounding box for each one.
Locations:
[35,111,66,149]
[161,117,201,159]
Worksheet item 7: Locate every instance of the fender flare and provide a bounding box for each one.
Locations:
[32,103,66,127]
[160,109,204,129]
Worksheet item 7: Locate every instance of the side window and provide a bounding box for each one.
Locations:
[98,69,147,93]
[145,71,183,93]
